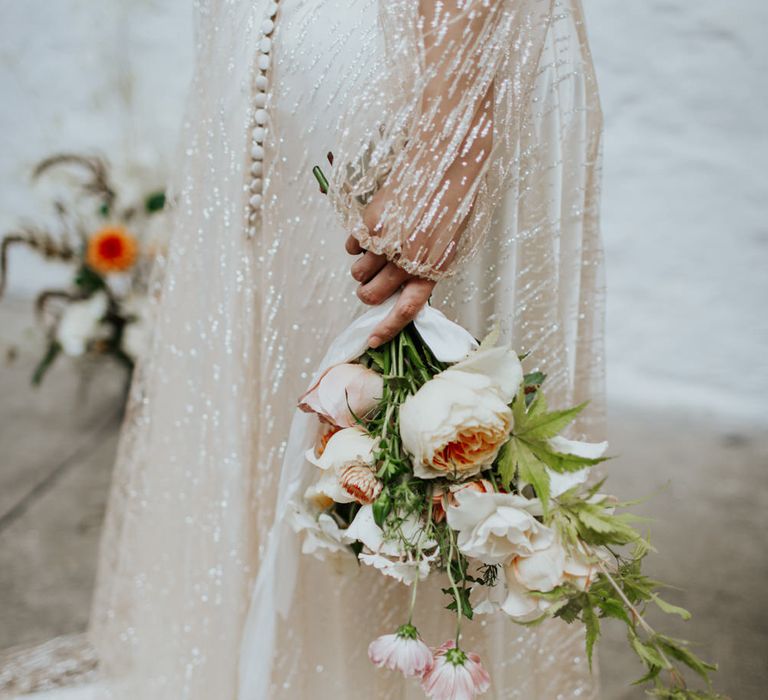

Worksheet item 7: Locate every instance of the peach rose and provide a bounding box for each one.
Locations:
[299,363,383,427]
[399,346,522,480]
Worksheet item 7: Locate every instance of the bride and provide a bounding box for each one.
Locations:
[14,0,606,697]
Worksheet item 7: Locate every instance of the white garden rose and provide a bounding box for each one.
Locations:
[446,489,554,564]
[358,552,433,585]
[289,505,350,561]
[473,569,557,622]
[305,427,382,505]
[304,472,355,508]
[56,292,109,356]
[474,539,608,622]
[399,346,522,480]
[299,362,383,428]
[306,426,377,472]
[501,540,610,620]
[343,505,437,584]
[510,539,568,592]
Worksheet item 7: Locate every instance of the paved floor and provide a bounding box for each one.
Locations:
[1,299,766,698]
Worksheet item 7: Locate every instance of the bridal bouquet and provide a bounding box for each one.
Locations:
[292,299,723,699]
[0,154,166,386]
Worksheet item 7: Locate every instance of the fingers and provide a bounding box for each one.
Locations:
[351,250,388,284]
[345,234,364,256]
[368,277,436,348]
[356,262,410,306]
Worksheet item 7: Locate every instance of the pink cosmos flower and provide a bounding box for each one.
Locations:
[421,641,491,700]
[368,624,434,678]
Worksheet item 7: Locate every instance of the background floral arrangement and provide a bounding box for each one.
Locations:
[0,154,165,386]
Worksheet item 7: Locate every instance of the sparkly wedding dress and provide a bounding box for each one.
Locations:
[7,0,606,698]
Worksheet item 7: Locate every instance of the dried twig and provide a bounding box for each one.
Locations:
[33,153,116,210]
[34,290,77,320]
[0,227,78,299]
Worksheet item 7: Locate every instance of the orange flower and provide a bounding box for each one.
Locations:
[86,226,138,273]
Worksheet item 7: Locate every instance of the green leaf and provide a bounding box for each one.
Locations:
[582,599,600,670]
[578,508,620,534]
[655,635,717,681]
[629,634,670,670]
[512,386,527,428]
[554,598,582,624]
[517,440,551,517]
[631,663,661,686]
[517,400,589,441]
[527,441,609,474]
[575,507,642,546]
[144,191,166,213]
[372,488,391,527]
[524,390,548,423]
[651,594,691,621]
[597,597,632,625]
[443,586,474,620]
[74,265,106,294]
[496,438,517,489]
[523,370,546,388]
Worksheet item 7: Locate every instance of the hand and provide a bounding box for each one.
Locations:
[346,234,436,348]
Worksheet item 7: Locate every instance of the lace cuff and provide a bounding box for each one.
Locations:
[328,0,554,279]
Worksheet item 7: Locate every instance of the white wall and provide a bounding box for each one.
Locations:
[588,0,767,420]
[1,0,766,420]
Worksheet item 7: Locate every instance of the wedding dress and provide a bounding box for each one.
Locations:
[6,0,605,698]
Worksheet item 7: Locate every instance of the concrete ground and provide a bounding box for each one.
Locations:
[0,298,766,699]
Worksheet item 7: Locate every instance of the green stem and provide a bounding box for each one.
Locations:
[32,341,61,386]
[408,576,419,625]
[402,329,431,385]
[408,486,436,626]
[446,527,463,646]
[312,165,329,194]
[582,543,678,680]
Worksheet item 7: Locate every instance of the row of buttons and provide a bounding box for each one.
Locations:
[247,1,279,236]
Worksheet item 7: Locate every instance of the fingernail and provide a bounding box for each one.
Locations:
[368,336,381,349]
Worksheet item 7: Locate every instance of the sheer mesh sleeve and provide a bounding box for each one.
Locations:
[327,0,555,280]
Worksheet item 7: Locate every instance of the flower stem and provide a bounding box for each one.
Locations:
[408,576,419,625]
[583,543,679,681]
[402,328,431,385]
[446,527,463,646]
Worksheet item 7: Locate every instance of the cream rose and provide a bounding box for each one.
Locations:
[305,427,382,505]
[343,505,437,584]
[446,489,554,565]
[299,362,383,427]
[474,539,608,622]
[399,346,522,480]
[289,506,350,561]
